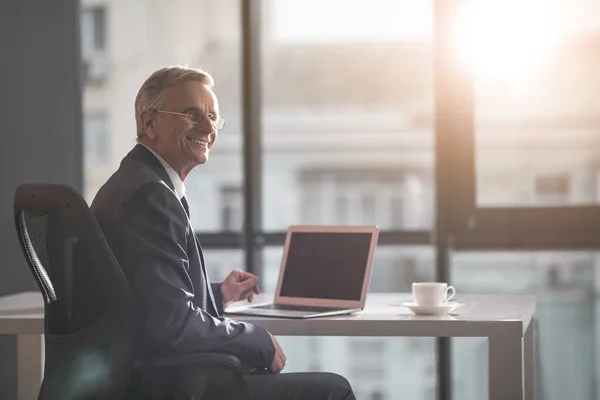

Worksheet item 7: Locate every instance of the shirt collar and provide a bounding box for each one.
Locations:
[140,143,186,199]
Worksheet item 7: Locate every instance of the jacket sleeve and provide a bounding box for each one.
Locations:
[115,181,274,368]
[211,282,225,315]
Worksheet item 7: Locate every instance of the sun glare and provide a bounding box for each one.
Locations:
[452,0,568,95]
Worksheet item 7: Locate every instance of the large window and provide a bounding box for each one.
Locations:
[447,0,600,231]
[80,1,600,399]
[203,249,244,283]
[452,251,598,400]
[274,335,436,400]
[299,170,432,229]
[444,1,600,400]
[261,0,435,232]
[83,111,110,165]
[219,186,243,232]
[80,0,243,234]
[463,0,600,208]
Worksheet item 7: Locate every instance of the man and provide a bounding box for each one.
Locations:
[91,65,356,400]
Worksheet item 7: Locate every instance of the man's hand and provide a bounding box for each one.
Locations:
[268,332,286,373]
[221,269,260,308]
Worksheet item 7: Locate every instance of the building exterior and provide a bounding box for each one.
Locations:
[80,1,600,399]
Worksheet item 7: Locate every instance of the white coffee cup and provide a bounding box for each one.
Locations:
[412,282,456,307]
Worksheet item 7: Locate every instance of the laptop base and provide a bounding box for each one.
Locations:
[226,303,361,319]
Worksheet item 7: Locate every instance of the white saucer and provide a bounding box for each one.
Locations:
[402,301,462,316]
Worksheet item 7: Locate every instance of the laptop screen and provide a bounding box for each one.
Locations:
[278,231,373,301]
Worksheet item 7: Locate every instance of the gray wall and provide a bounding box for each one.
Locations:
[0,1,82,398]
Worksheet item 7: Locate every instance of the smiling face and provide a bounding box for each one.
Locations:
[140,81,219,180]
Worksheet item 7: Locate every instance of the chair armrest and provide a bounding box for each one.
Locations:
[134,352,243,372]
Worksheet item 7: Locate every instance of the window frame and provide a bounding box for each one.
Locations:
[192,1,600,399]
[440,0,600,251]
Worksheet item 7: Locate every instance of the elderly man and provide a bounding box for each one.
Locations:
[91,65,356,399]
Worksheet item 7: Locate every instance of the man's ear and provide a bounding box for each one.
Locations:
[140,110,157,139]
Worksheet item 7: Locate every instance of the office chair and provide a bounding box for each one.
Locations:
[14,183,251,400]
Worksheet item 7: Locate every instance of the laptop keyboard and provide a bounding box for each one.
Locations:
[254,304,345,313]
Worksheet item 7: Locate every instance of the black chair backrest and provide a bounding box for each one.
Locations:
[14,183,138,400]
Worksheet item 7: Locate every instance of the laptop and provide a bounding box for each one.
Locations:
[226,225,379,319]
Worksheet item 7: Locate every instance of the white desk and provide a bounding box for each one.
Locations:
[0,292,45,400]
[0,292,536,400]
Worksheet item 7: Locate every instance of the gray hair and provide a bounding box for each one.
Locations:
[135,65,214,140]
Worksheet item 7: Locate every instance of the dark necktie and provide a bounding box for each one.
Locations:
[181,196,190,218]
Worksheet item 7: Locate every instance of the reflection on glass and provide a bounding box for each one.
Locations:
[453,0,600,207]
[262,0,435,231]
[452,251,598,400]
[81,0,243,232]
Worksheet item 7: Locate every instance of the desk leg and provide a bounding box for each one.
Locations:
[17,334,44,400]
[523,320,535,400]
[488,336,523,400]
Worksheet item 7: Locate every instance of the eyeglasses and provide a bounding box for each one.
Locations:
[153,109,225,130]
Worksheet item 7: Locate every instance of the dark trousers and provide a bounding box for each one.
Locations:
[204,372,356,400]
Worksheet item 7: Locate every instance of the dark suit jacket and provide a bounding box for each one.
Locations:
[91,144,274,368]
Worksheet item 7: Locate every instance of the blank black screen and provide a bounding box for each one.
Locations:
[279,232,373,300]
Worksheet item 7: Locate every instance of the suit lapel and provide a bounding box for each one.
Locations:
[127,144,175,193]
[128,144,219,314]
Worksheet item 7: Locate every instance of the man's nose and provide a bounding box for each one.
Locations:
[195,117,214,133]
